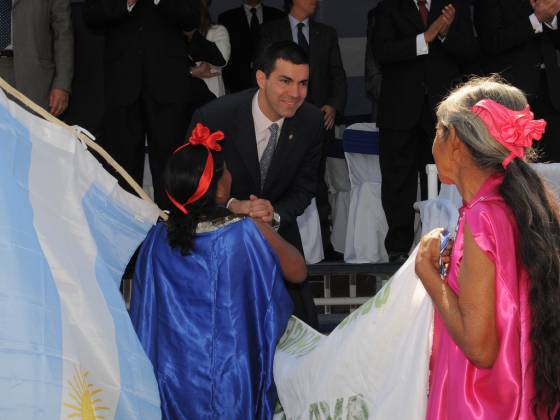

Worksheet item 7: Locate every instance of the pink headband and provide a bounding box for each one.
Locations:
[471,99,546,168]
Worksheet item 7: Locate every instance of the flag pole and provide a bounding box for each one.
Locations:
[0,77,168,221]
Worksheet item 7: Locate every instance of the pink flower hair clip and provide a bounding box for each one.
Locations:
[471,99,546,168]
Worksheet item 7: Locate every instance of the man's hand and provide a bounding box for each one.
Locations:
[321,105,336,130]
[228,195,275,224]
[49,88,69,117]
[531,0,560,23]
[248,195,274,223]
[424,15,446,43]
[439,4,456,37]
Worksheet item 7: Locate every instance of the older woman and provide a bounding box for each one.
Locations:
[415,77,560,419]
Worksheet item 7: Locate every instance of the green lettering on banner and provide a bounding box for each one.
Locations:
[275,395,369,420]
[336,282,392,331]
[346,394,369,419]
[277,318,322,358]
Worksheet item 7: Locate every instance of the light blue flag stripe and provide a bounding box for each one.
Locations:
[0,91,161,419]
[82,186,161,419]
[0,101,63,418]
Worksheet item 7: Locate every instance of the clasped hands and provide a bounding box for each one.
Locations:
[228,195,275,224]
[531,0,560,24]
[424,4,455,43]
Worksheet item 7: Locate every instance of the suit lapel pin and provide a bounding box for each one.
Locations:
[288,134,294,140]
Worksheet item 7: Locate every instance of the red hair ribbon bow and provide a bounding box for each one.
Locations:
[166,123,225,215]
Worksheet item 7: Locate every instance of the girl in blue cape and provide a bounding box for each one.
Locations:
[130,123,307,420]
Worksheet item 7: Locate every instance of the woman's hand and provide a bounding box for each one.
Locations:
[190,62,218,79]
[415,228,445,281]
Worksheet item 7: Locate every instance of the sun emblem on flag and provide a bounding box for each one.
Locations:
[63,366,110,419]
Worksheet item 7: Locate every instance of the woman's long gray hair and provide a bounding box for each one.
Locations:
[437,76,560,418]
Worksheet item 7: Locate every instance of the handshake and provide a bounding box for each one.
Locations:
[228,195,278,225]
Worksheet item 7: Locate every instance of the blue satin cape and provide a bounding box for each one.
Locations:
[130,218,293,419]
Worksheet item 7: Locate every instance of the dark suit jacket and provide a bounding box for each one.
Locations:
[474,0,560,111]
[372,0,477,129]
[260,17,348,115]
[82,0,199,106]
[218,5,285,93]
[189,89,323,250]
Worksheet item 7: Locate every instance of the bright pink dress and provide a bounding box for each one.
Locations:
[426,173,536,420]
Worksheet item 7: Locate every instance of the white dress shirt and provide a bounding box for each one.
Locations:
[415,0,431,56]
[529,13,558,33]
[243,2,264,26]
[288,14,310,44]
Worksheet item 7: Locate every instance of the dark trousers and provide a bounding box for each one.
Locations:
[101,94,191,209]
[285,281,319,329]
[379,100,435,255]
[531,70,560,163]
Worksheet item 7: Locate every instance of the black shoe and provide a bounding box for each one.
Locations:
[388,252,408,264]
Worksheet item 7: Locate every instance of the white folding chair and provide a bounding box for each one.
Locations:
[343,123,388,263]
[296,198,324,264]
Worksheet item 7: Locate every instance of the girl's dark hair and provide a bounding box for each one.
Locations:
[437,76,560,418]
[164,145,224,256]
[199,0,213,36]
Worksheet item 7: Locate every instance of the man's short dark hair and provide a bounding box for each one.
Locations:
[256,41,309,77]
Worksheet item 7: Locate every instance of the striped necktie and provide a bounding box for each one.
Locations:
[259,123,279,190]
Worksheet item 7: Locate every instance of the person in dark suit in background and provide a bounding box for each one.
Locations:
[365,2,384,121]
[218,1,285,93]
[82,0,199,208]
[0,0,73,116]
[474,0,560,162]
[189,41,323,328]
[259,0,347,258]
[372,0,477,262]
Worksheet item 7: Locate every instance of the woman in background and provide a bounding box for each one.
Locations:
[131,124,306,419]
[415,77,560,419]
[187,0,230,98]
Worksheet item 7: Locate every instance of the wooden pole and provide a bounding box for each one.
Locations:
[0,77,167,221]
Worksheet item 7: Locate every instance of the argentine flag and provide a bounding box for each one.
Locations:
[0,89,161,419]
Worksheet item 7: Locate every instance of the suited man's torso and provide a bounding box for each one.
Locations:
[11,0,73,108]
[190,89,323,249]
[218,6,285,93]
[373,0,476,129]
[87,0,191,106]
[475,0,560,104]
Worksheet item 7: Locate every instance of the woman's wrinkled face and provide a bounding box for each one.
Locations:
[432,123,456,185]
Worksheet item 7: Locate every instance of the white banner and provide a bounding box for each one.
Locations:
[274,249,433,420]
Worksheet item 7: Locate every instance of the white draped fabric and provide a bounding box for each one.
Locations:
[297,198,325,264]
[274,248,433,420]
[325,156,351,253]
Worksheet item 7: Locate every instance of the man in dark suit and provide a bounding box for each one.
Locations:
[372,0,477,261]
[474,0,560,162]
[82,0,199,208]
[218,1,285,93]
[259,0,347,257]
[189,41,323,328]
